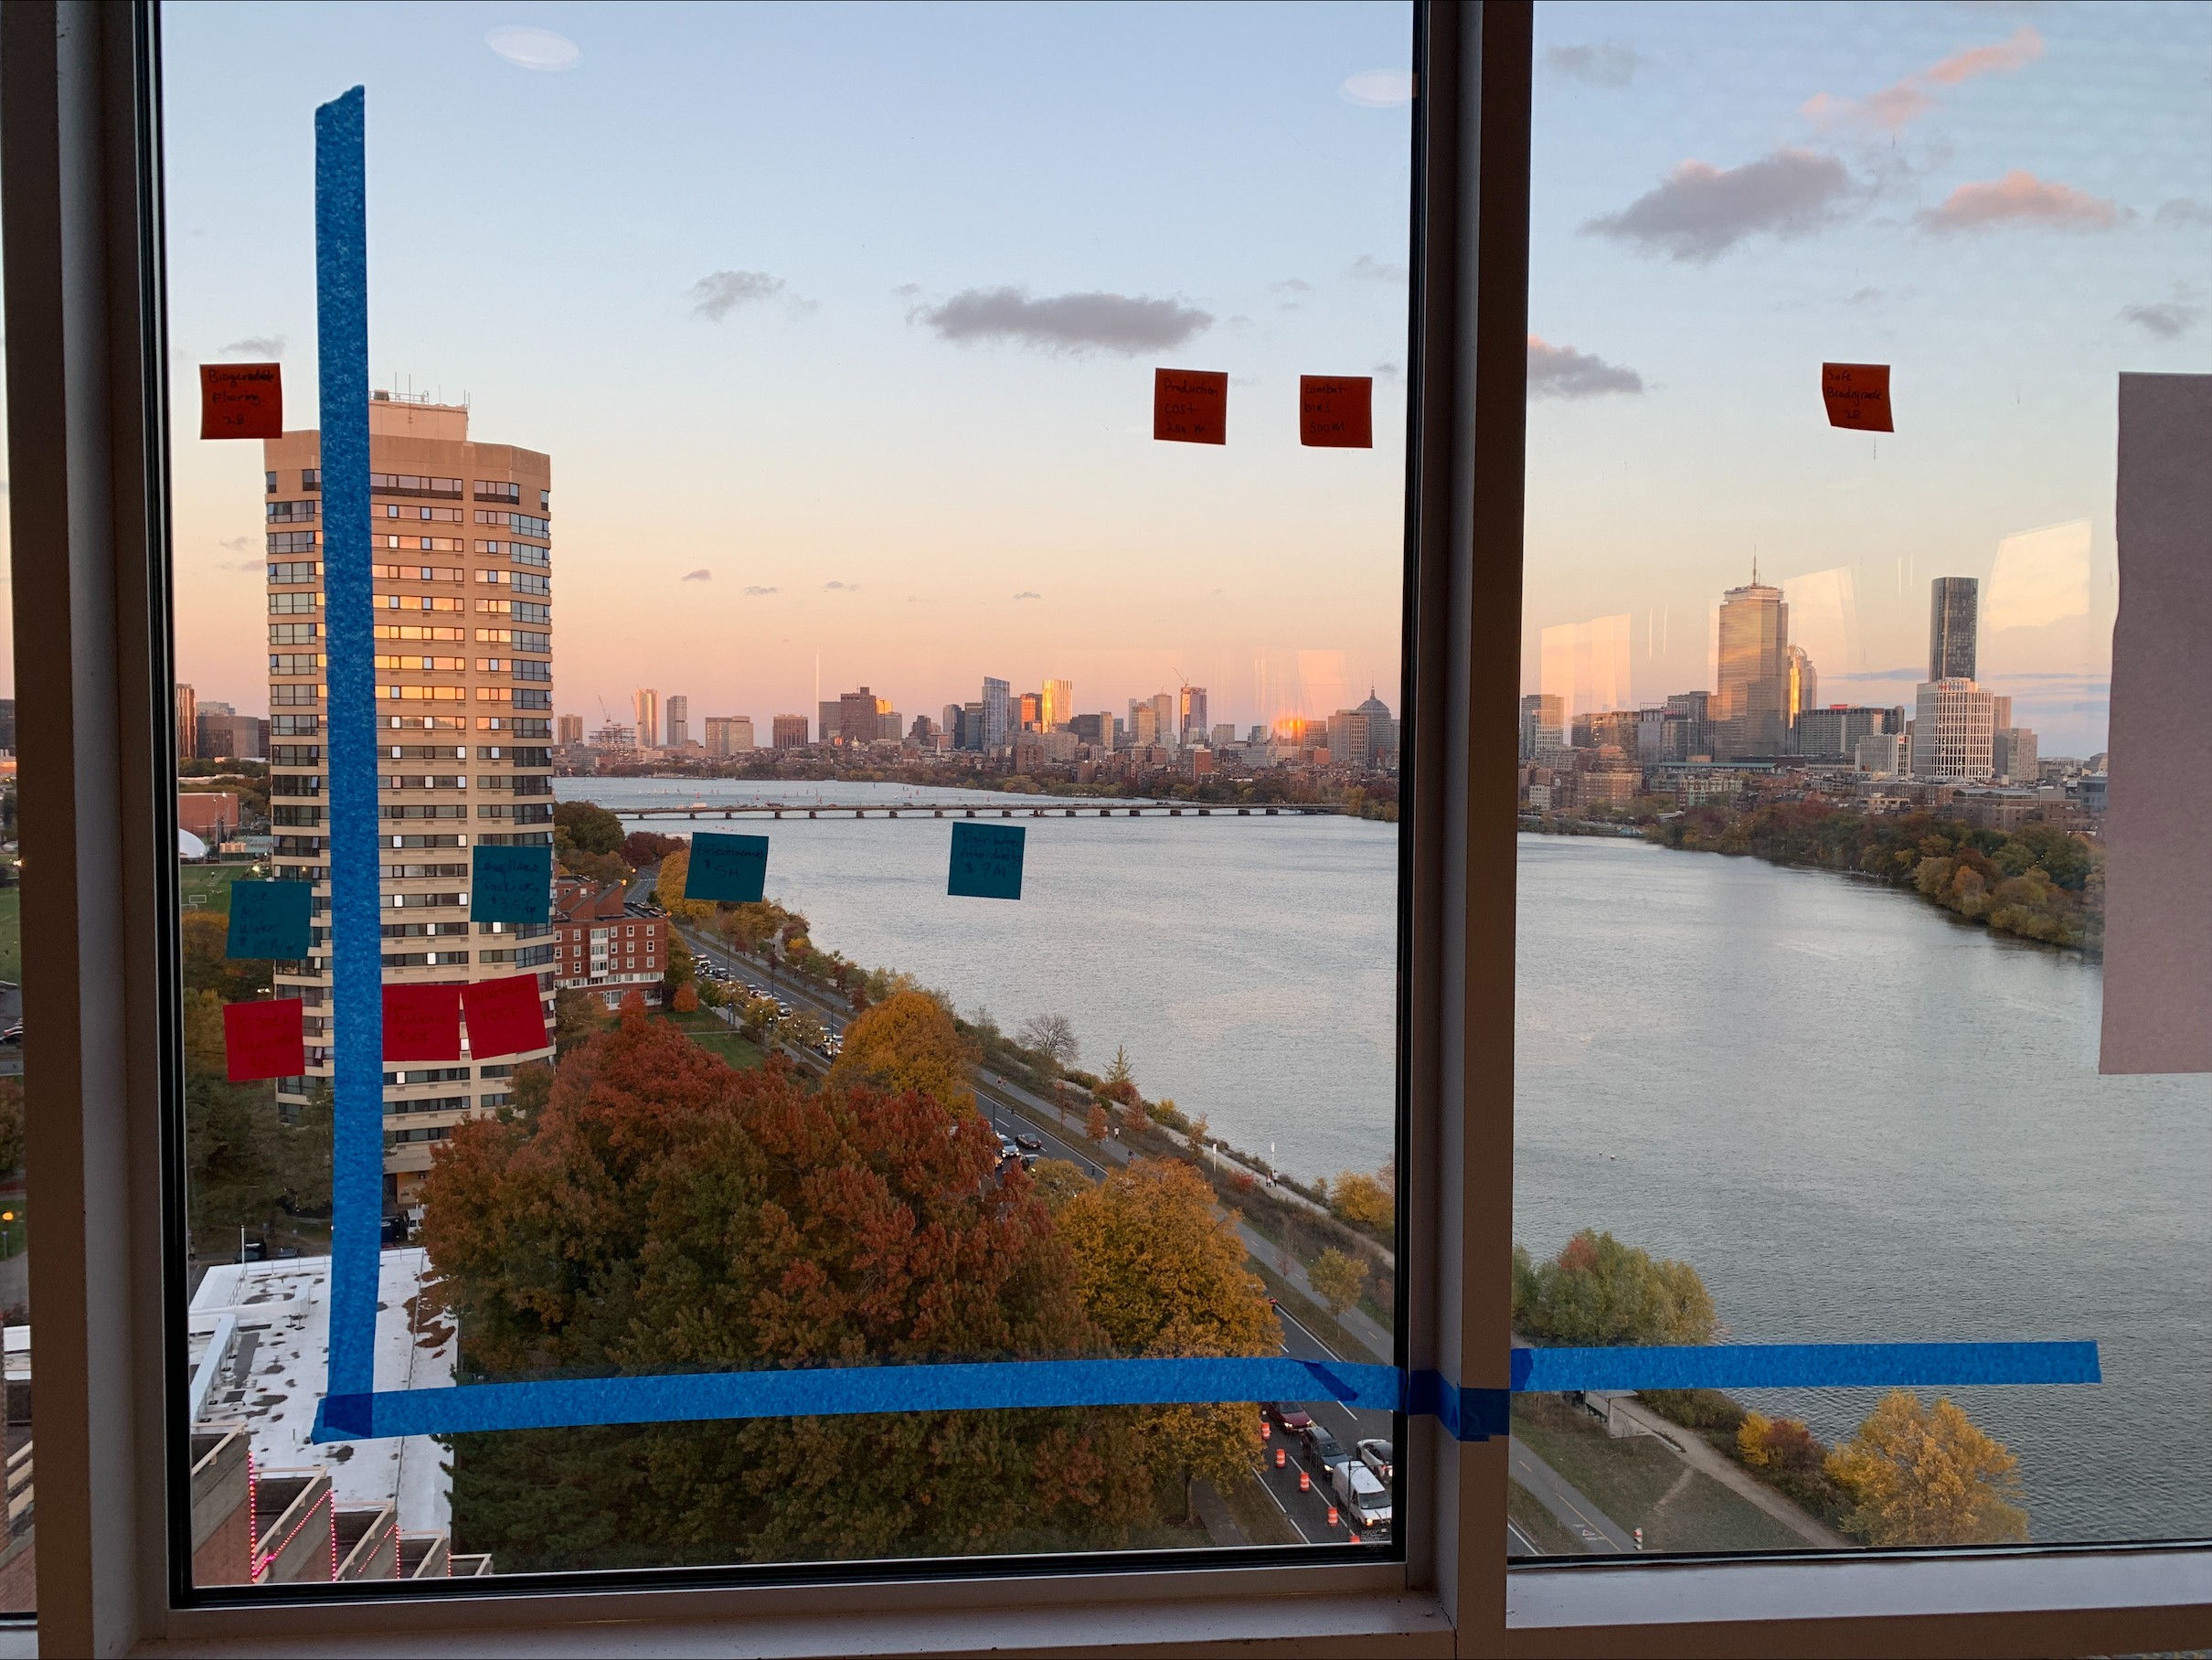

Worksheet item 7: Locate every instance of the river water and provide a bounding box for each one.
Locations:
[560,777,2210,1545]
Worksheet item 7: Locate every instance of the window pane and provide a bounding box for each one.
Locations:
[163,1,1413,1586]
[1514,0,2211,1559]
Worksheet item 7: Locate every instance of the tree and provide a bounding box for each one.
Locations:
[181,909,270,1004]
[554,985,606,1054]
[828,989,976,1114]
[1025,1157,1094,1215]
[1308,1247,1370,1316]
[1122,1101,1150,1137]
[1017,1013,1079,1069]
[1101,1045,1136,1104]
[1086,1103,1109,1143]
[672,982,700,1014]
[1332,1170,1394,1229]
[1056,1159,1274,1520]
[1825,1391,2027,1546]
[552,799,624,857]
[663,931,697,995]
[653,846,716,922]
[420,1006,1163,1567]
[0,1078,23,1178]
[621,829,686,867]
[1512,1229,1717,1347]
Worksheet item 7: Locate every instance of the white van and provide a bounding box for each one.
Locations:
[1329,1456,1391,1529]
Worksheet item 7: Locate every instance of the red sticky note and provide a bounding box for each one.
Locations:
[1821,362,1893,432]
[223,998,304,1082]
[384,983,463,1062]
[463,973,549,1059]
[199,362,283,440]
[1300,376,1374,448]
[1154,368,1228,445]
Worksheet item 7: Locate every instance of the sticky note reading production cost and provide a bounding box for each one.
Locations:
[1154,369,1228,444]
[199,362,282,440]
[1822,362,1893,432]
[949,821,1026,900]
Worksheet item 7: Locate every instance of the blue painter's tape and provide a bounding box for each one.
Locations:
[950,820,1024,899]
[1512,1341,2102,1393]
[316,85,380,1405]
[225,879,312,960]
[471,844,552,924]
[312,1357,1406,1442]
[685,832,769,904]
[1409,1370,1511,1442]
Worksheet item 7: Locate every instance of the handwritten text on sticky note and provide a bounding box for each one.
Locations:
[224,998,304,1082]
[685,833,769,904]
[1822,362,1893,432]
[384,984,463,1062]
[471,844,552,924]
[1300,376,1374,448]
[463,973,549,1059]
[949,821,1026,900]
[226,879,313,960]
[200,363,283,441]
[1154,369,1228,445]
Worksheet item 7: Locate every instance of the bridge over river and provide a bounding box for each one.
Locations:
[611,802,1332,821]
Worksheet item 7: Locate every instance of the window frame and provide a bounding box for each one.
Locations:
[2,0,2207,1653]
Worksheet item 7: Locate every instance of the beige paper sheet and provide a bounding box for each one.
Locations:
[2100,372,2212,1074]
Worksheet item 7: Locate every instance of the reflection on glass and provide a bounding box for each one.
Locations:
[165,1,1412,1582]
[1514,0,2209,1558]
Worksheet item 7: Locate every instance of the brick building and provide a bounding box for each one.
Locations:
[553,876,666,1006]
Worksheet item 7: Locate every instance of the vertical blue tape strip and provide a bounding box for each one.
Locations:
[316,86,379,1402]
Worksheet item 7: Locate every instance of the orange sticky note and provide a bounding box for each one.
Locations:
[1300,376,1374,448]
[1154,368,1228,445]
[1821,362,1892,432]
[200,362,282,440]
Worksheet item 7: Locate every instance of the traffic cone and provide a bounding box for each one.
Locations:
[1327,1505,1340,1527]
[1298,1469,1310,1493]
[1348,1532,1362,1544]
[1274,1447,1285,1468]
[1260,1421,1271,1440]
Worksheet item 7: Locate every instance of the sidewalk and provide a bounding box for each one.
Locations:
[1605,1394,1851,1548]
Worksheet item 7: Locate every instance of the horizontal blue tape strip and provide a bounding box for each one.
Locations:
[307,1341,2097,1445]
[1513,1341,2102,1393]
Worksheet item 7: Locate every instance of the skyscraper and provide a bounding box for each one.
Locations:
[1713,580,1789,758]
[264,393,555,1209]
[1784,645,1817,725]
[1929,578,1978,682]
[771,713,808,750]
[557,713,584,745]
[1150,691,1177,749]
[175,682,198,761]
[665,694,688,749]
[1518,693,1563,758]
[1912,678,1996,781]
[633,688,659,749]
[1042,678,1075,732]
[704,715,753,755]
[982,677,1011,750]
[1179,685,1207,741]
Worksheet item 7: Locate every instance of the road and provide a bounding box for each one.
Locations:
[1508,1433,1635,1553]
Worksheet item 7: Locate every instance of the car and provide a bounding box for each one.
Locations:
[1300,1426,1347,1466]
[1357,1438,1394,1483]
[1329,1455,1391,1528]
[1014,1133,1043,1153]
[1264,1403,1313,1435]
[998,1138,1021,1162]
[0,1024,20,1046]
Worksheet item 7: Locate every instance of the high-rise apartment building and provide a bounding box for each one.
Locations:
[665,695,688,749]
[1993,726,2038,783]
[704,715,754,756]
[817,699,840,744]
[1930,578,1978,682]
[836,687,894,745]
[557,713,584,746]
[1179,685,1207,741]
[1792,704,1898,760]
[1041,678,1074,732]
[1713,580,1789,758]
[263,393,555,1211]
[1129,699,1159,746]
[1911,678,1996,781]
[981,677,1011,750]
[633,689,659,750]
[1518,692,1563,759]
[176,682,198,761]
[1149,692,1177,749]
[771,713,808,750]
[1016,691,1043,732]
[1784,645,1817,725]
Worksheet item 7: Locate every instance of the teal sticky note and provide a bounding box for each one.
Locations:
[472,845,552,923]
[686,833,768,903]
[226,879,313,959]
[949,822,1025,899]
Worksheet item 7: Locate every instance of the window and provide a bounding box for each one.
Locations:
[473,480,520,504]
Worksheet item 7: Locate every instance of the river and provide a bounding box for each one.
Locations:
[559,777,2211,1546]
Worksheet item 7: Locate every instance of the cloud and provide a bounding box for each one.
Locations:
[1802,26,2040,133]
[823,580,858,592]
[2121,301,2200,340]
[1526,335,1643,399]
[220,335,284,358]
[485,26,580,71]
[682,568,712,582]
[742,585,778,597]
[1271,278,1313,294]
[1338,69,1413,107]
[1584,148,1856,261]
[1543,43,1644,88]
[689,270,792,321]
[1828,666,1923,682]
[1916,170,2120,233]
[2155,197,2212,228]
[1348,254,1407,282]
[1372,360,1400,383]
[912,286,1211,355]
[1013,591,1041,601]
[219,535,255,554]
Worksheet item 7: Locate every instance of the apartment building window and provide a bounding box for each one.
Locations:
[6,1,2206,1654]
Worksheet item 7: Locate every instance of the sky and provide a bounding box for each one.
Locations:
[4,1,2206,758]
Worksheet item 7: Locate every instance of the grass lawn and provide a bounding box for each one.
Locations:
[656,1007,764,1071]
[1508,1476,1587,1556]
[1512,1396,1807,1554]
[0,889,16,984]
[178,863,253,917]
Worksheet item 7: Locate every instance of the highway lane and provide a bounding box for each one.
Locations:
[1508,1435,1634,1553]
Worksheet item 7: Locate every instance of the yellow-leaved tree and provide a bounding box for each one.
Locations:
[826,988,977,1114]
[1331,1169,1394,1229]
[652,845,716,922]
[1825,1391,2027,1546]
[1056,1158,1275,1520]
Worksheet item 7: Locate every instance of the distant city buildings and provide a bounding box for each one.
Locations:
[553,875,665,1006]
[665,694,689,749]
[633,688,658,750]
[704,715,754,756]
[1179,684,1207,742]
[1930,577,1979,680]
[1714,578,1791,758]
[557,713,584,745]
[1042,678,1074,731]
[771,713,807,750]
